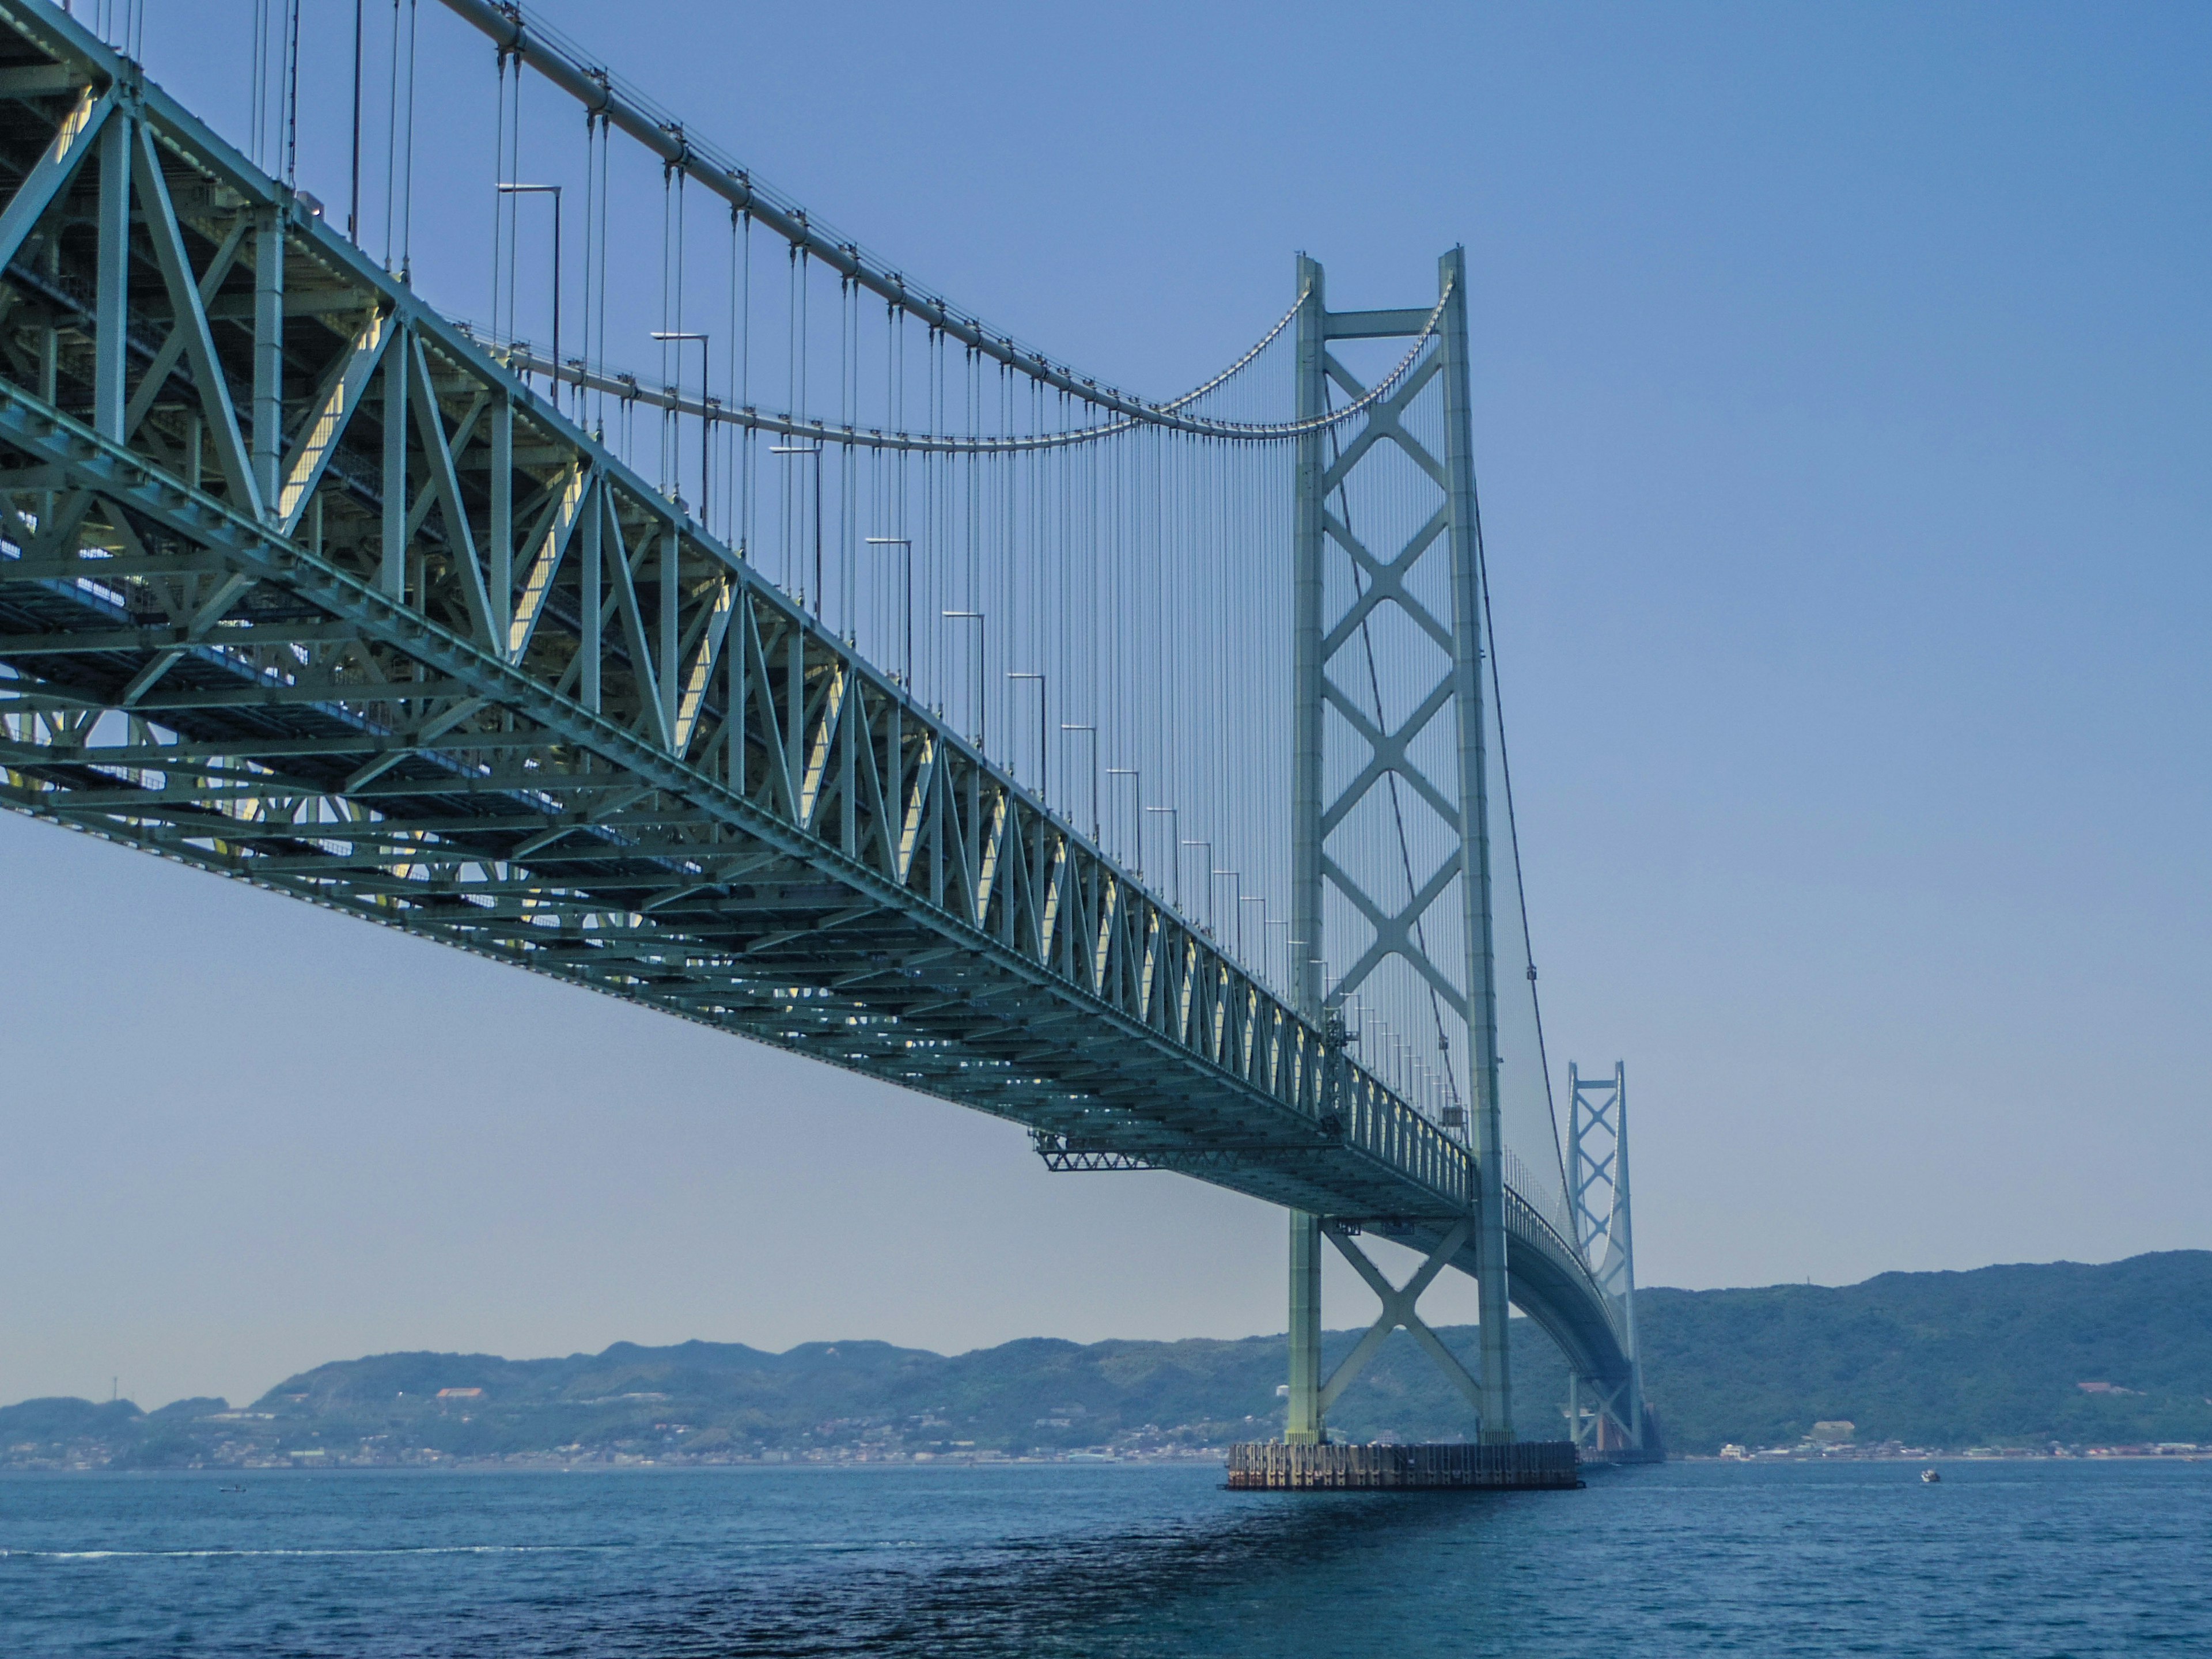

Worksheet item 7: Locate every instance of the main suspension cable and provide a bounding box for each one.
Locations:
[477,282,1446,456]
[437,0,1436,445]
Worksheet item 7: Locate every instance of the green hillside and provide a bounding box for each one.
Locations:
[1635,1251,2212,1451]
[3,1251,2205,1465]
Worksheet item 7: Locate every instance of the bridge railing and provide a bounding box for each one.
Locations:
[1329,1060,1471,1211]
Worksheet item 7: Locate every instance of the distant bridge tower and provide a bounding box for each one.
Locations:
[1286,248,1514,1445]
[1567,1062,1645,1452]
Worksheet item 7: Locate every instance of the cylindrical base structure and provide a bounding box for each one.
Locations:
[1226,1440,1581,1491]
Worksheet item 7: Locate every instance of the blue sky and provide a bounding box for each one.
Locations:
[2,1,2205,1408]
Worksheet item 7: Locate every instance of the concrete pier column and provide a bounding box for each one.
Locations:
[1286,1209,1323,1444]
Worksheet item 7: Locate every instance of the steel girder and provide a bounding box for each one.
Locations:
[0,0,1634,1411]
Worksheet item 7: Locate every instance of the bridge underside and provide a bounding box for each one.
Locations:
[0,410,1636,1414]
[0,0,1639,1431]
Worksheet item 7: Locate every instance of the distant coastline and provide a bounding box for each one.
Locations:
[5,1251,2205,1471]
[1683,1448,2208,1463]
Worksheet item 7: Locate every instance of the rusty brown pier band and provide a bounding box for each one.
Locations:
[1226,1441,1582,1491]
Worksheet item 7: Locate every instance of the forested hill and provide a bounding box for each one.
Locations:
[3,1252,2205,1465]
[1634,1249,2212,1452]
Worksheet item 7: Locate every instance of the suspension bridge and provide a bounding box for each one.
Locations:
[0,0,1654,1461]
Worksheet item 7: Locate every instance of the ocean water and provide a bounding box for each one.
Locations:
[1,1459,2206,1656]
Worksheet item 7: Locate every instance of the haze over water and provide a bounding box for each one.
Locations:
[3,1460,2205,1656]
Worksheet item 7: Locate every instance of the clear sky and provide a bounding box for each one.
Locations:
[2,0,2205,1411]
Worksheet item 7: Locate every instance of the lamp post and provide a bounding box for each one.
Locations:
[771,441,824,616]
[650,329,709,522]
[1211,869,1244,957]
[1060,724,1097,840]
[1107,767,1141,874]
[863,536,912,684]
[1145,805,1179,906]
[1240,894,1268,971]
[1181,839,1214,932]
[497,183,562,410]
[942,610,984,749]
[1007,672,1046,796]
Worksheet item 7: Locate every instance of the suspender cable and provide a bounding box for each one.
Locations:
[399,0,417,283]
[349,0,363,242]
[489,47,506,328]
[382,0,399,268]
[282,0,301,188]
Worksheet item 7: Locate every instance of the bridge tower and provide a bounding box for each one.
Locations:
[1287,249,1514,1445]
[1567,1062,1645,1451]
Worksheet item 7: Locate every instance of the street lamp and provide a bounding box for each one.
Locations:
[1007,672,1046,796]
[771,441,824,616]
[863,536,912,684]
[942,610,984,748]
[650,329,709,522]
[1060,724,1097,840]
[497,183,562,410]
[1211,868,1244,956]
[1240,894,1267,969]
[1145,805,1179,906]
[1181,839,1214,932]
[1107,767,1141,874]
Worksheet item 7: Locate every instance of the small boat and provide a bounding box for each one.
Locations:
[1920,1468,1941,1484]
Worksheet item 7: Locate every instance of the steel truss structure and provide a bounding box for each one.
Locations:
[0,0,1647,1448]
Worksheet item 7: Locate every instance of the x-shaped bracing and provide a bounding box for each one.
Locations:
[1569,1374,1641,1449]
[1314,338,1467,1020]
[1317,1218,1484,1418]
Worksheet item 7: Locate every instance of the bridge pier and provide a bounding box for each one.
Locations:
[1286,1211,1323,1443]
[1229,1440,1578,1491]
[1283,1215,1489,1445]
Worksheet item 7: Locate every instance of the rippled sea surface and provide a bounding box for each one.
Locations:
[3,1459,2207,1656]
